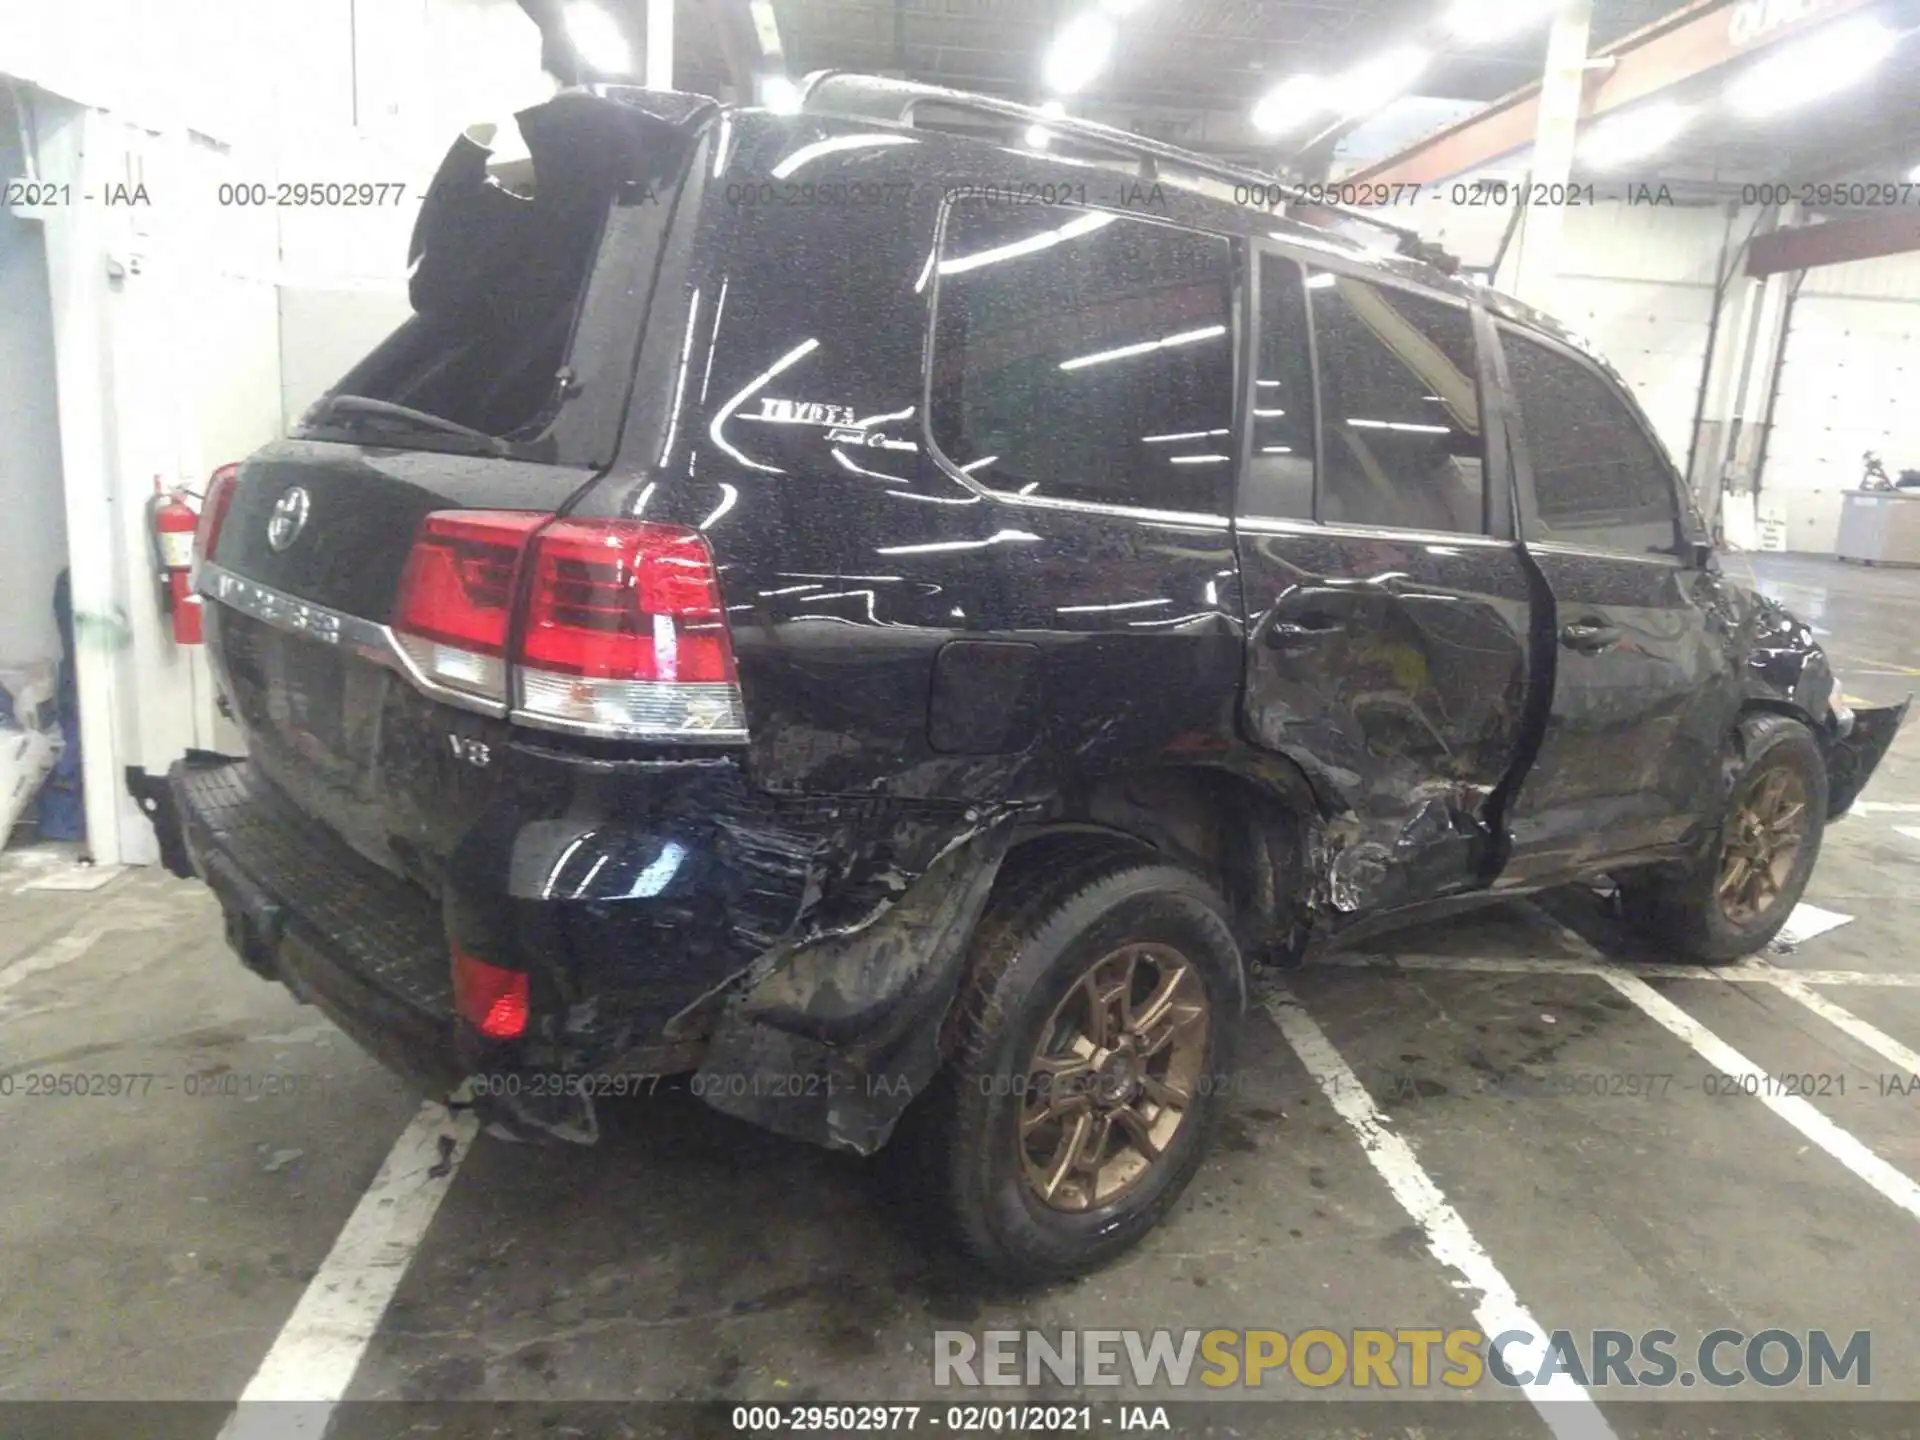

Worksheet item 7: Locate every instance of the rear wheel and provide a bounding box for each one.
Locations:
[1620,713,1827,962]
[914,836,1244,1284]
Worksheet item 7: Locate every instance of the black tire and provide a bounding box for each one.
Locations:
[913,834,1245,1285]
[1619,712,1828,963]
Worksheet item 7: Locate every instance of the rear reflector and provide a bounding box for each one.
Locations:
[514,520,746,738]
[393,511,546,701]
[451,946,529,1039]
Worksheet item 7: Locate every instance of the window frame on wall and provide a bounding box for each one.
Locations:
[922,195,1241,525]
[1492,318,1688,563]
[1240,241,1511,541]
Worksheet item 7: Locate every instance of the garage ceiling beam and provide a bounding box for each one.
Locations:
[1746,209,1920,276]
[1345,0,1887,186]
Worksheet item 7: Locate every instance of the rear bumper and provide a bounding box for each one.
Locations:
[148,753,1017,1152]
[164,757,467,1095]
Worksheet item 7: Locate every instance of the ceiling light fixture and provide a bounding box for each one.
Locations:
[1336,47,1430,116]
[1580,100,1694,166]
[1725,18,1896,117]
[1445,0,1560,44]
[1044,10,1118,94]
[564,2,632,74]
[1251,75,1330,135]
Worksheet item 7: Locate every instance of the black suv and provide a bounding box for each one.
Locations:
[144,75,1905,1282]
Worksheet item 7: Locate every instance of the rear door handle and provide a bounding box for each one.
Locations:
[1265,609,1350,648]
[1559,620,1621,653]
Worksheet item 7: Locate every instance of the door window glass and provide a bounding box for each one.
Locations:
[1499,325,1680,555]
[1243,255,1316,521]
[1307,271,1484,534]
[930,202,1234,515]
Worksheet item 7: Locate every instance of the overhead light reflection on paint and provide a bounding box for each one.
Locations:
[1057,597,1172,614]
[707,336,821,474]
[700,484,738,529]
[877,529,1041,555]
[1143,429,1228,443]
[1059,323,1226,372]
[940,210,1117,275]
[1169,454,1229,465]
[770,132,917,178]
[628,841,687,899]
[1348,417,1451,434]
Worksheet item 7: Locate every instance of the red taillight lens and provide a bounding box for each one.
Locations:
[513,521,746,738]
[519,521,733,683]
[194,463,241,571]
[392,511,545,700]
[451,946,529,1039]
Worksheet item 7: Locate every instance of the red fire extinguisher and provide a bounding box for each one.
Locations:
[149,478,204,645]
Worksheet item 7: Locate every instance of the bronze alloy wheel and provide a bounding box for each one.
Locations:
[1716,764,1811,926]
[1018,942,1210,1213]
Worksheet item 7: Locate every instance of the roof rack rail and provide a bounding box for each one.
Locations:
[793,71,1459,273]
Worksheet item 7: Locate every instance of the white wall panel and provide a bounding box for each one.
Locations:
[1763,256,1920,552]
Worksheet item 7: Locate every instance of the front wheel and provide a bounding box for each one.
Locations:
[914,836,1245,1284]
[1620,713,1828,963]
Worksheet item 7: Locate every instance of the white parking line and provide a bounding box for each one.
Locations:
[1311,952,1920,988]
[219,1099,479,1438]
[1257,980,1618,1440]
[1768,976,1920,1079]
[1602,972,1920,1225]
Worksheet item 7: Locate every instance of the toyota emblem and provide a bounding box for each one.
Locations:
[267,487,310,551]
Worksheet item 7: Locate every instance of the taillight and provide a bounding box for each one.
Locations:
[392,511,746,738]
[392,511,546,700]
[513,520,746,738]
[451,946,528,1039]
[193,464,241,577]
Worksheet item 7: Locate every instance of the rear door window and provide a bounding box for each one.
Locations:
[929,201,1234,516]
[1498,324,1681,556]
[1242,254,1317,522]
[1306,271,1485,534]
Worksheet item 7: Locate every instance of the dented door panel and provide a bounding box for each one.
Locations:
[1236,523,1533,912]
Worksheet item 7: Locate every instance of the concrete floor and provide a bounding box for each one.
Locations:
[5,554,1920,1439]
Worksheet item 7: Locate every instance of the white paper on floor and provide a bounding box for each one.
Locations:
[21,863,128,893]
[1774,903,1855,947]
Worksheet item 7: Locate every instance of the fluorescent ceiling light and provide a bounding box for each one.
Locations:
[1725,18,1896,117]
[1445,0,1559,43]
[1336,47,1429,116]
[1580,101,1694,166]
[761,73,804,113]
[1251,75,1329,135]
[1044,10,1117,94]
[564,3,631,73]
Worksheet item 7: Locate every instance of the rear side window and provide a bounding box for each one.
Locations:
[1307,271,1484,534]
[1499,325,1680,556]
[930,202,1234,516]
[301,95,690,467]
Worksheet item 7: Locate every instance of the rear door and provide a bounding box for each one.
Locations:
[1491,320,1740,885]
[1234,249,1537,914]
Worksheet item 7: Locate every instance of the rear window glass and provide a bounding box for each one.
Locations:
[296,94,688,466]
[929,200,1234,516]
